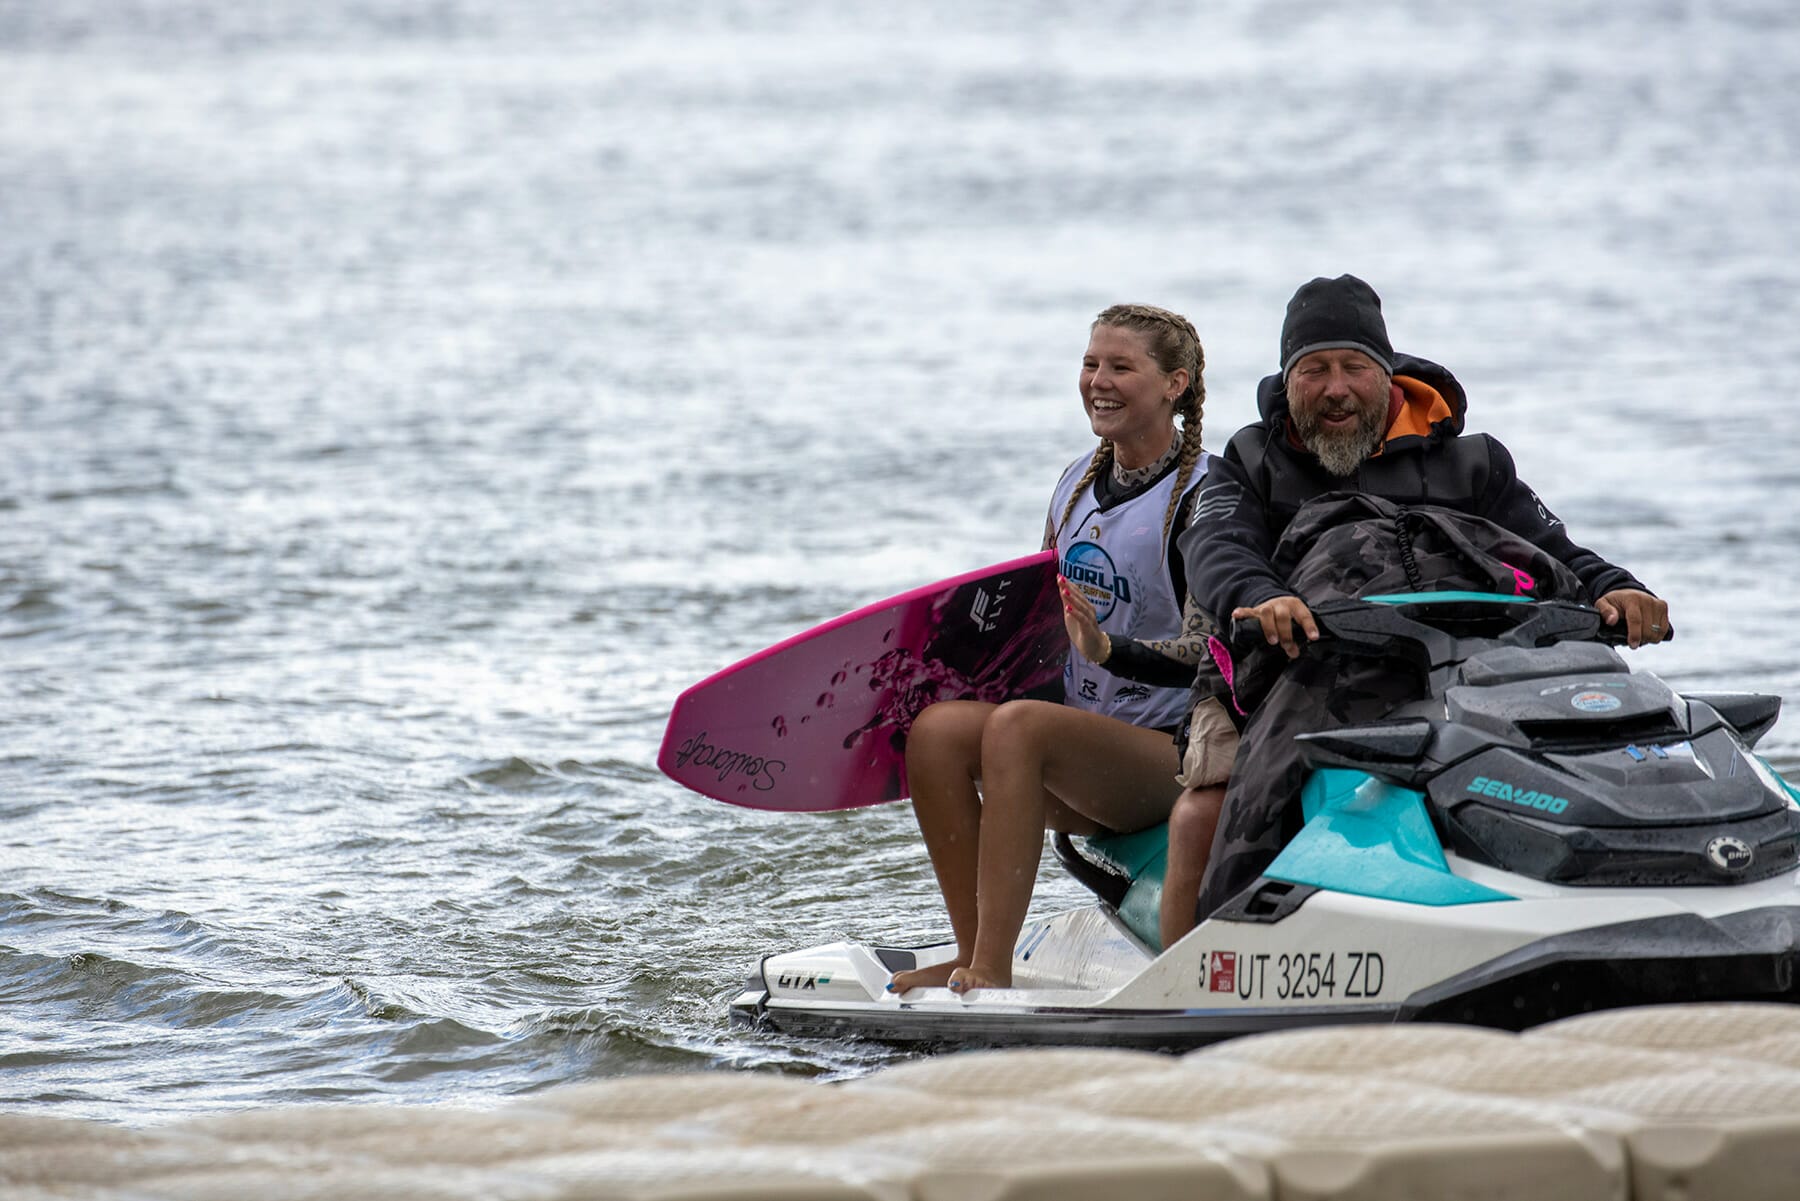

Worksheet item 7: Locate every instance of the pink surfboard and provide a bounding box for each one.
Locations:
[658,551,1067,811]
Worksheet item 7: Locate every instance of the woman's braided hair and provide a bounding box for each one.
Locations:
[1054,303,1207,544]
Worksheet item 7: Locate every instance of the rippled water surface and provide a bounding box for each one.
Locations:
[4,0,1800,1121]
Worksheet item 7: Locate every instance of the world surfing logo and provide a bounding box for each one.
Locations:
[1059,542,1132,622]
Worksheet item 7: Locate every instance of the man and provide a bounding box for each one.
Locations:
[1176,274,1670,920]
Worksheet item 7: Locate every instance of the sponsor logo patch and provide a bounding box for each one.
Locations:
[968,578,1012,633]
[1208,951,1236,993]
[1706,836,1754,873]
[1059,541,1132,622]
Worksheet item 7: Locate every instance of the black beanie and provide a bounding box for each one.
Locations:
[1280,274,1394,377]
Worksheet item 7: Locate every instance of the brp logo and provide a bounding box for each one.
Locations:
[1706,836,1754,874]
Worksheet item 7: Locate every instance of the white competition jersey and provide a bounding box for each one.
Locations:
[1047,449,1209,729]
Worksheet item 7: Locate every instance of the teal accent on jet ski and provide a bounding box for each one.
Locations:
[1084,825,1168,951]
[1268,768,1513,905]
[1757,755,1800,808]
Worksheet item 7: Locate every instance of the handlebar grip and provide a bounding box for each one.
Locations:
[1595,619,1675,646]
[1230,616,1265,646]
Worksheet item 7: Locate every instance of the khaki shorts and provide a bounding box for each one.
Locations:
[1174,696,1240,790]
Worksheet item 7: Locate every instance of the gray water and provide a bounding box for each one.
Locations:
[3,0,1799,1122]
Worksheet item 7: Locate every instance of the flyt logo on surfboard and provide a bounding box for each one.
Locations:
[968,576,1016,633]
[1059,542,1132,621]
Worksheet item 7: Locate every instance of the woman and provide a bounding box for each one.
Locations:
[887,304,1215,994]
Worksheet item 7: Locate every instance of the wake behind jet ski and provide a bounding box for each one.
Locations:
[730,593,1800,1048]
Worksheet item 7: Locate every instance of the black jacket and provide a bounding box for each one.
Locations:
[1179,353,1647,619]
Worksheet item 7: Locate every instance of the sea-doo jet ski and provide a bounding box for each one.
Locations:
[729,594,1800,1048]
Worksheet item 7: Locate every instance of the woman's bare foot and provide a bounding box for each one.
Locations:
[947,963,1010,993]
[886,959,964,993]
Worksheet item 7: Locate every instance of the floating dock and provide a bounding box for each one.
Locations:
[8,1003,1800,1199]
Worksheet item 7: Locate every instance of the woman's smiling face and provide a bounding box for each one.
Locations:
[1079,324,1184,468]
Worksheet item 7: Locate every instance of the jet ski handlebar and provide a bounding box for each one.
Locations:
[1229,594,1640,673]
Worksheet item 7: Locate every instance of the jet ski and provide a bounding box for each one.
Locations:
[728,593,1800,1048]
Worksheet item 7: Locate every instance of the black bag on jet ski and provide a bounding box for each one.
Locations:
[1222,493,1591,718]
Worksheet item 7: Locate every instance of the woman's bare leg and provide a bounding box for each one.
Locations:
[949,701,1182,992]
[1160,784,1225,951]
[887,701,996,993]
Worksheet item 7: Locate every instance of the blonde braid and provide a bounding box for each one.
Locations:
[1055,439,1114,540]
[1161,395,1207,543]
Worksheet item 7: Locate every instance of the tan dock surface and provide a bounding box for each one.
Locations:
[7,1003,1800,1199]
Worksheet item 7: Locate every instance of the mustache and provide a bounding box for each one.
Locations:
[1299,402,1378,430]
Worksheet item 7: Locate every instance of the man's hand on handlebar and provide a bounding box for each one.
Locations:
[1595,588,1671,650]
[1232,595,1319,660]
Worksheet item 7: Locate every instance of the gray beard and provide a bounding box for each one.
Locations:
[1303,421,1383,477]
